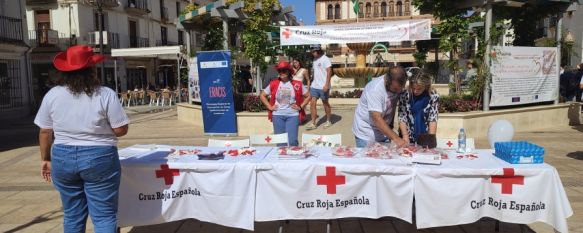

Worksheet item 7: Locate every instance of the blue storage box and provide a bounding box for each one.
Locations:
[494,141,544,164]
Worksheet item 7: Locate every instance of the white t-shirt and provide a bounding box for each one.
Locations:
[311,55,332,90]
[352,76,400,142]
[34,86,130,146]
[263,80,308,116]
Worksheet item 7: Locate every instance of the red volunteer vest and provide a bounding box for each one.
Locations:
[267,79,306,123]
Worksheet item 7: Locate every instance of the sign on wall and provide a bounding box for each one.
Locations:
[490,46,559,107]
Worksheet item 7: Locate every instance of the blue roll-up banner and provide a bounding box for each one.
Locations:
[197,51,237,135]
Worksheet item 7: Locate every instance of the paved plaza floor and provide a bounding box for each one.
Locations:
[0,105,581,233]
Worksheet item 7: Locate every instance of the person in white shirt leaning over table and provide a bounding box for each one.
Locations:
[352,66,408,148]
[306,44,333,130]
[34,45,130,233]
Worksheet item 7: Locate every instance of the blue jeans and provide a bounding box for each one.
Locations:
[310,88,329,100]
[273,115,299,146]
[51,144,121,233]
[354,136,390,148]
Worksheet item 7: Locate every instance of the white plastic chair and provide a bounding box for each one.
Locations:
[250,133,288,146]
[437,138,475,151]
[301,133,342,147]
[207,139,250,147]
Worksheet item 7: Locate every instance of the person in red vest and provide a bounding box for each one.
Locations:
[260,61,311,146]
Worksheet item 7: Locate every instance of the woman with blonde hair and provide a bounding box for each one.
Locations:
[398,71,439,144]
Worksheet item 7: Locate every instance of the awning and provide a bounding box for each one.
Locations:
[111,46,183,60]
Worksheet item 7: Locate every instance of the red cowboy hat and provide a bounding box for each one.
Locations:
[53,45,106,72]
[275,61,292,72]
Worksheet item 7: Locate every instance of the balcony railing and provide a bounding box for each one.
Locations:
[0,16,23,43]
[125,0,149,15]
[156,40,178,46]
[26,0,57,6]
[129,36,149,48]
[88,31,121,49]
[28,29,60,47]
[161,7,169,22]
[80,0,119,8]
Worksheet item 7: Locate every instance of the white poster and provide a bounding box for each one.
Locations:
[280,19,432,46]
[188,57,201,103]
[490,46,559,107]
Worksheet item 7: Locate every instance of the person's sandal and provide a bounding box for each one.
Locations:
[323,121,332,128]
[305,122,317,130]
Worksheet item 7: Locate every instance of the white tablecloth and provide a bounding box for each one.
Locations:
[116,146,573,232]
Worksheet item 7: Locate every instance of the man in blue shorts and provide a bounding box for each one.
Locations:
[306,44,333,130]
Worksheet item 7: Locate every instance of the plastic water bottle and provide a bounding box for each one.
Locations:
[458,128,466,153]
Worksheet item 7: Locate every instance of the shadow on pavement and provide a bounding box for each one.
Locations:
[566,151,583,160]
[4,208,63,233]
[0,116,39,152]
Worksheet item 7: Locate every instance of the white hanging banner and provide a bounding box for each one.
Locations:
[280,19,432,46]
[490,46,559,107]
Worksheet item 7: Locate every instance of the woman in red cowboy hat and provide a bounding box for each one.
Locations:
[34,45,130,233]
[260,61,311,146]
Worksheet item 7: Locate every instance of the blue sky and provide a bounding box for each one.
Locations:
[280,0,315,25]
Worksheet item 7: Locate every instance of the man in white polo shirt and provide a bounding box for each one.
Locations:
[306,44,333,130]
[353,66,408,147]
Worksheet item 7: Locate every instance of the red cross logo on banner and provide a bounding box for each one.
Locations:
[265,136,272,143]
[446,141,453,148]
[317,166,345,194]
[283,28,291,39]
[155,164,180,185]
[491,168,524,194]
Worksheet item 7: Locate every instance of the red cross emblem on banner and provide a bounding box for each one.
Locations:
[491,168,524,195]
[283,28,291,39]
[265,136,272,143]
[317,166,345,194]
[446,140,453,148]
[155,164,180,185]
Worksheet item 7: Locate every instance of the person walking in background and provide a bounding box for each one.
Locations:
[398,71,440,145]
[352,67,408,148]
[34,45,130,233]
[260,61,310,146]
[575,63,583,102]
[306,44,333,130]
[292,58,310,88]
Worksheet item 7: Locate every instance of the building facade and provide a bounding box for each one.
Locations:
[0,0,32,119]
[26,0,192,97]
[314,0,437,67]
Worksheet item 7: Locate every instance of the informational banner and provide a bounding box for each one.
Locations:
[188,57,200,103]
[280,19,432,45]
[490,46,559,107]
[197,51,237,135]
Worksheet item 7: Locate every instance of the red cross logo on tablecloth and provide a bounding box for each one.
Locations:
[225,142,232,147]
[446,140,453,148]
[491,168,524,195]
[155,164,180,185]
[265,136,272,143]
[283,28,291,39]
[317,166,345,194]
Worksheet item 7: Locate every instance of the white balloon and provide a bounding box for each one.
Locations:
[488,119,514,149]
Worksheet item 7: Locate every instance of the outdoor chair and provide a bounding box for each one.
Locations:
[147,91,159,106]
[161,91,173,107]
[437,138,476,151]
[207,139,250,147]
[120,92,131,108]
[136,91,146,105]
[249,133,289,146]
[301,133,342,147]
